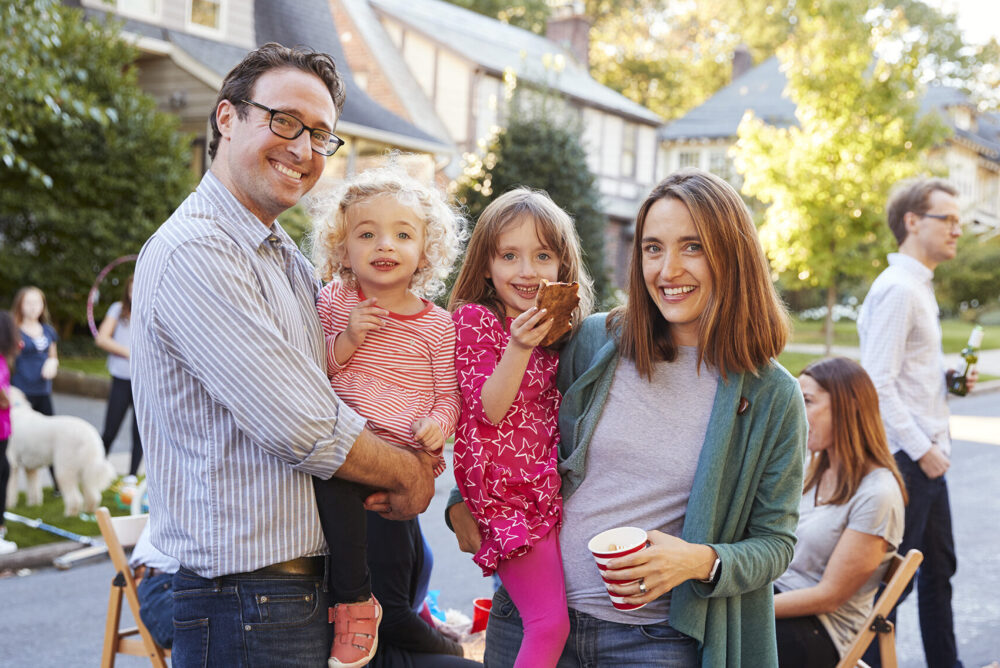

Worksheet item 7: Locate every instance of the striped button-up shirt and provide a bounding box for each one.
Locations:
[858,252,950,461]
[132,171,366,578]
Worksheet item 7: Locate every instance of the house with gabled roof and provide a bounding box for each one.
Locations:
[332,0,665,285]
[70,0,450,183]
[660,56,1000,233]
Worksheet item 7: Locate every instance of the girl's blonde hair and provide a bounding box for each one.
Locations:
[311,164,467,299]
[11,286,51,328]
[448,188,594,345]
[611,168,788,380]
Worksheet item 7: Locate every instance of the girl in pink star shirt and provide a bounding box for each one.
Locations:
[448,189,594,667]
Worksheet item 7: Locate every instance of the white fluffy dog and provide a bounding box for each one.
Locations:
[5,387,117,516]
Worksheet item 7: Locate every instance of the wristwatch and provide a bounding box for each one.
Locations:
[700,556,721,585]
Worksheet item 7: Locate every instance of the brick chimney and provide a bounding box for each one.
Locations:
[546,1,591,68]
[732,44,753,81]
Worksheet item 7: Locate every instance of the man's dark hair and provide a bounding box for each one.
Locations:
[886,177,958,246]
[208,42,346,160]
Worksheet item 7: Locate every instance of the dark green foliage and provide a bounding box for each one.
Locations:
[935,234,1000,316]
[442,0,550,34]
[277,204,314,253]
[453,102,611,306]
[0,0,194,333]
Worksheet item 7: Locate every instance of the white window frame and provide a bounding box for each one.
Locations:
[97,0,161,22]
[185,0,227,38]
[708,149,732,182]
[678,150,701,170]
[621,122,637,180]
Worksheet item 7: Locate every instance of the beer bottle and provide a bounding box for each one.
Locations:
[948,325,984,396]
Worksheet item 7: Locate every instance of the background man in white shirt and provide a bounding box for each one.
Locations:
[858,177,977,668]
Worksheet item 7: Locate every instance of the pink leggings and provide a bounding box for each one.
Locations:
[495,529,570,668]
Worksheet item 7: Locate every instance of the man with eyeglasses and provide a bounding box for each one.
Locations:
[857,178,976,668]
[131,42,435,666]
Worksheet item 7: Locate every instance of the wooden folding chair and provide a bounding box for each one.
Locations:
[836,548,924,668]
[96,507,170,668]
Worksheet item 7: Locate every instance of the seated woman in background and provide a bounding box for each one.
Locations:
[774,357,907,667]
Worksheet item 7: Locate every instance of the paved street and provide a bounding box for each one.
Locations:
[0,390,997,666]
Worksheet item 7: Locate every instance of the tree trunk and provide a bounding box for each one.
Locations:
[824,283,836,356]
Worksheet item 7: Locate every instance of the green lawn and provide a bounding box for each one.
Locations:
[3,486,133,549]
[789,318,999,353]
[59,356,110,377]
[776,351,824,376]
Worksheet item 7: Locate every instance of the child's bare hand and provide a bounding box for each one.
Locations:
[508,307,554,351]
[0,389,8,411]
[411,417,445,453]
[344,297,388,348]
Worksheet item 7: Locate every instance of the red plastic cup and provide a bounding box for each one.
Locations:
[471,596,492,633]
[588,527,649,610]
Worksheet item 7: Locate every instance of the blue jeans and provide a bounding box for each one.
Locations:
[484,586,699,667]
[137,571,175,648]
[171,566,332,667]
[864,452,962,668]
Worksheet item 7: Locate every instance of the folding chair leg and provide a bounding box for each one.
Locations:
[101,580,125,668]
[878,623,898,668]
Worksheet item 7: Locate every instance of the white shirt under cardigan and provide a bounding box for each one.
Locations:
[858,253,950,460]
[560,347,719,625]
[132,171,366,578]
[775,468,904,658]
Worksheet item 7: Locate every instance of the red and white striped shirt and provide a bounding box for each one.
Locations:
[316,281,460,476]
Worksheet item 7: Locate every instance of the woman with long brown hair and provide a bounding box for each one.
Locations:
[774,356,906,667]
[449,169,806,666]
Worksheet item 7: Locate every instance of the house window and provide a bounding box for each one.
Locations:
[678,151,700,169]
[190,0,223,32]
[621,123,637,179]
[103,0,158,18]
[709,150,732,183]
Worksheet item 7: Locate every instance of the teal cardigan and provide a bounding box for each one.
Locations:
[558,314,805,668]
[447,314,806,667]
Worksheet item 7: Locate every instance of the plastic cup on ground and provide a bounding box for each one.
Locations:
[588,527,649,611]
[471,597,492,633]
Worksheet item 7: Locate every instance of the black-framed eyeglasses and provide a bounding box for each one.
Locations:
[920,212,962,229]
[241,99,345,156]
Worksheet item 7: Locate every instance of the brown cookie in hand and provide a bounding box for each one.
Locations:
[535,279,580,347]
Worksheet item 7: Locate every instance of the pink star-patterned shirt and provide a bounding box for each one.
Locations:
[452,303,563,575]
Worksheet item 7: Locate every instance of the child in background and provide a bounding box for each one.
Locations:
[95,276,143,477]
[448,188,594,667]
[11,286,59,415]
[0,311,21,554]
[311,165,466,668]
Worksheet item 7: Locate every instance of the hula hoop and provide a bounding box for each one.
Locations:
[87,255,138,338]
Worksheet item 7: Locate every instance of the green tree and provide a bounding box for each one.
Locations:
[0,0,126,187]
[732,0,950,352]
[587,0,797,121]
[442,0,549,34]
[453,94,611,306]
[0,0,194,334]
[935,233,1000,317]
